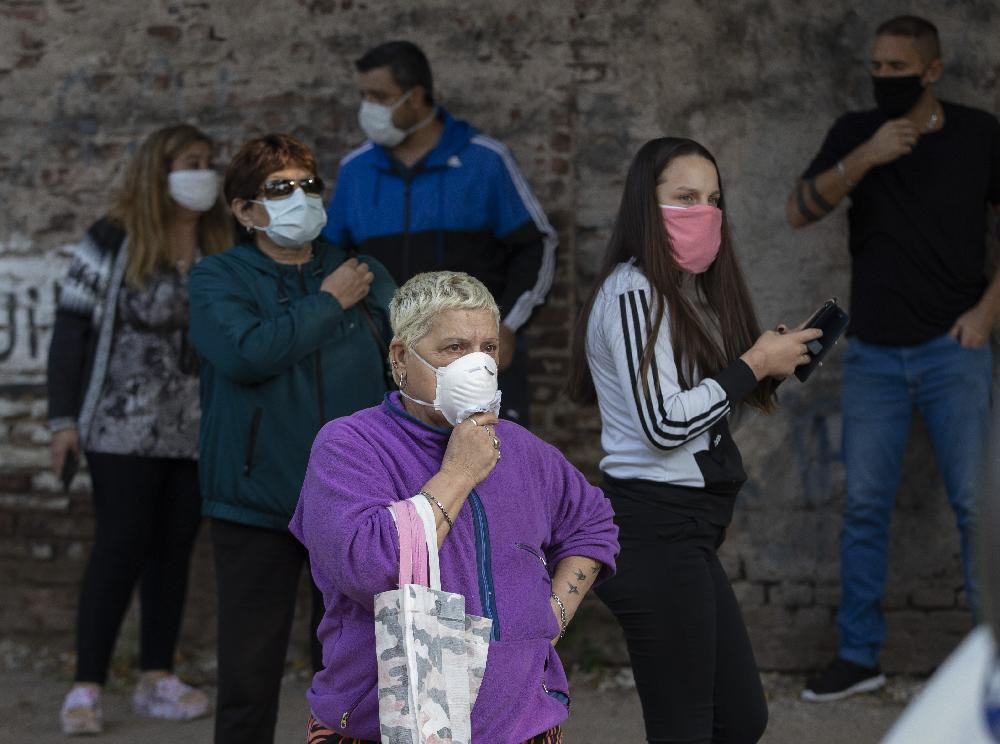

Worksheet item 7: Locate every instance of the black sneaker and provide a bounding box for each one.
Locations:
[801,657,886,702]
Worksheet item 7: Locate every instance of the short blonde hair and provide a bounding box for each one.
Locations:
[390,271,500,349]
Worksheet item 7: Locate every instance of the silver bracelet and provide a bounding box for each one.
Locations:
[836,160,856,188]
[420,490,453,529]
[550,592,567,639]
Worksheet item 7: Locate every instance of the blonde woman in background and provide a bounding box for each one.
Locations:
[46,124,231,735]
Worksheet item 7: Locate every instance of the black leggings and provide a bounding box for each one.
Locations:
[75,452,202,684]
[596,483,767,744]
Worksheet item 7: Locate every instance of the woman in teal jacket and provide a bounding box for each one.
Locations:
[188,133,395,744]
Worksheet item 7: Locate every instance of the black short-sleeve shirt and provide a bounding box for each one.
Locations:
[803,101,1000,345]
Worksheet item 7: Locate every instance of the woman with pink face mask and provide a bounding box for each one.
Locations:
[569,138,820,744]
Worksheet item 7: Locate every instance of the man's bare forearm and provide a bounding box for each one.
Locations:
[787,143,874,228]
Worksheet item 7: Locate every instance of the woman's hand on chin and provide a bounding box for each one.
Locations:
[439,412,501,489]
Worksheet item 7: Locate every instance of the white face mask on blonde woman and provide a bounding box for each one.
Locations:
[400,349,502,426]
[168,170,219,212]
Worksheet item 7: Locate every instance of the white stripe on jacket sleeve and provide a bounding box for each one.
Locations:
[609,288,731,451]
[470,134,557,332]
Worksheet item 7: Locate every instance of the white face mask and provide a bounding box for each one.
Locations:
[358,89,436,147]
[400,350,502,426]
[168,170,219,212]
[250,188,327,249]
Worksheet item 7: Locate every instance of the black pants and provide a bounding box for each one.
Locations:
[596,483,768,744]
[75,452,202,684]
[211,518,324,744]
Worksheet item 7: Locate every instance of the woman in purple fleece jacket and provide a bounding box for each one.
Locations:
[291,271,619,744]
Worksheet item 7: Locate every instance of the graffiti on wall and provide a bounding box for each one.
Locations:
[0,256,62,384]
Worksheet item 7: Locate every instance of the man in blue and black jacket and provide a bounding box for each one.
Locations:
[323,40,556,427]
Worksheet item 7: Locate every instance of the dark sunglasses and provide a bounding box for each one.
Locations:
[257,177,325,200]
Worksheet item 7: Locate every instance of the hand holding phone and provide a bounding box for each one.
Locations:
[794,298,850,382]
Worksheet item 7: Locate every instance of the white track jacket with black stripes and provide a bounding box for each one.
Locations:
[586,262,759,490]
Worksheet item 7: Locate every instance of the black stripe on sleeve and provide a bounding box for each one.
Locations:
[637,289,729,429]
[621,290,729,447]
[619,292,672,451]
[626,291,691,443]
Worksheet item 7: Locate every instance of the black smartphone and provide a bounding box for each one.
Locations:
[61,450,79,492]
[794,298,850,383]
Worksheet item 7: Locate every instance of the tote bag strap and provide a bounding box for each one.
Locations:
[410,495,442,591]
[387,501,414,586]
[404,499,429,587]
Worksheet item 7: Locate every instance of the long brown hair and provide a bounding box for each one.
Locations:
[568,137,776,413]
[109,124,231,286]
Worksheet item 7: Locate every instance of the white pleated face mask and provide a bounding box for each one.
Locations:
[357,89,437,147]
[400,350,502,426]
[168,169,219,212]
[250,188,327,248]
[358,89,413,147]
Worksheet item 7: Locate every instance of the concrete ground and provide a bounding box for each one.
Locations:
[0,663,916,744]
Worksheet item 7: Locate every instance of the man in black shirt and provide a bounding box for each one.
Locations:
[787,15,1000,702]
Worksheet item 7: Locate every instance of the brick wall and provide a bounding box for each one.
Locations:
[2,0,999,674]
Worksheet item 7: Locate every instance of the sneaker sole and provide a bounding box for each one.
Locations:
[801,674,886,702]
[134,699,210,721]
[62,718,102,736]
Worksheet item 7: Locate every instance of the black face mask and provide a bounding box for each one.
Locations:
[871,74,925,118]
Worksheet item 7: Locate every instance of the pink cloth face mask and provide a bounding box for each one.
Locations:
[660,204,723,274]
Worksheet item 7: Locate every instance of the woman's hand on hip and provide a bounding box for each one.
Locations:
[439,412,501,490]
[740,327,823,380]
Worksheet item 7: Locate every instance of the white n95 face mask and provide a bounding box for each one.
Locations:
[400,350,503,426]
[168,170,219,212]
[251,188,327,248]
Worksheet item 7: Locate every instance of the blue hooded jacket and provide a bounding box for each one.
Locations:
[323,109,556,331]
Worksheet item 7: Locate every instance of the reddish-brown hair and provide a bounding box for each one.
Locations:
[223,133,318,204]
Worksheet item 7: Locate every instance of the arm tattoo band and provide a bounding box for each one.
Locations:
[796,180,823,223]
[808,177,835,213]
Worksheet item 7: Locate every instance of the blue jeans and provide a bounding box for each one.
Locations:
[838,334,992,668]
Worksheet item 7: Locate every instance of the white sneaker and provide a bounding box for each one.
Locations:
[60,685,102,736]
[132,673,209,720]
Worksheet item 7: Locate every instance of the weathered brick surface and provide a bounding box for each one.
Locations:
[2,1,999,675]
